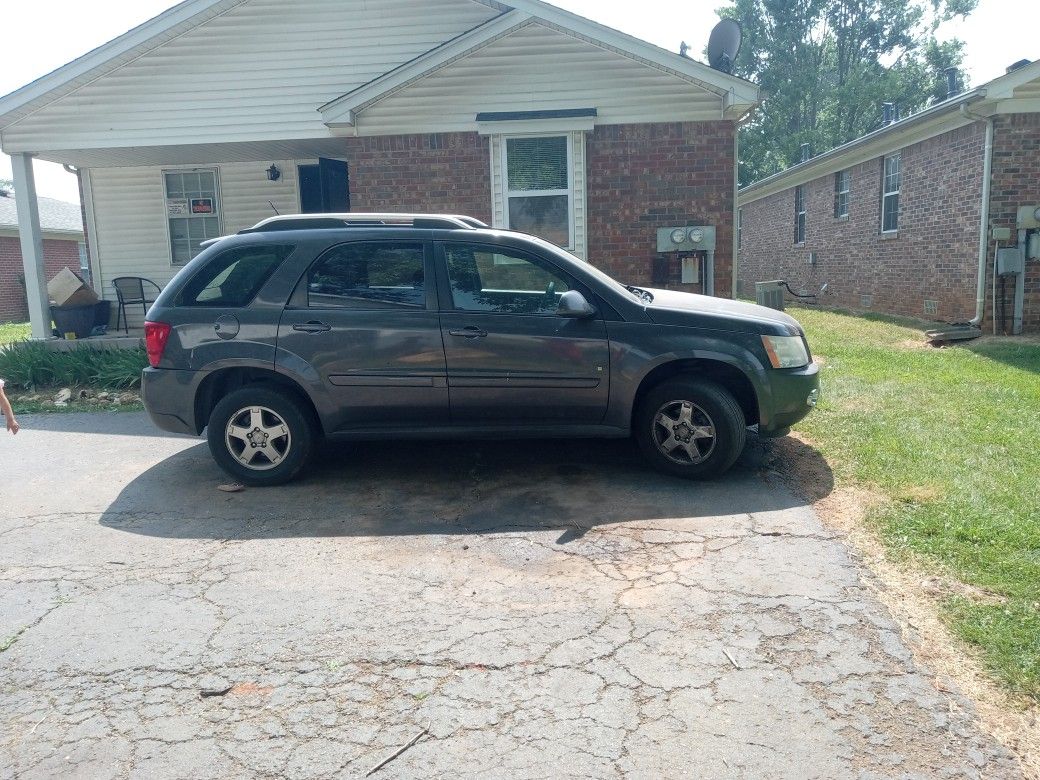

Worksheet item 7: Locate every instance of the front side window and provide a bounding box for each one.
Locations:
[882,154,901,232]
[178,245,293,307]
[308,242,425,310]
[834,170,850,218]
[444,243,574,315]
[794,185,806,244]
[164,169,222,265]
[505,136,571,248]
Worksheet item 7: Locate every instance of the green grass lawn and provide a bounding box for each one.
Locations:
[792,307,1039,700]
[0,322,30,345]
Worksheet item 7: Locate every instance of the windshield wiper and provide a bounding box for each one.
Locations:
[625,285,654,303]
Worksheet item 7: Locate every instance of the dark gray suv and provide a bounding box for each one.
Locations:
[142,213,819,485]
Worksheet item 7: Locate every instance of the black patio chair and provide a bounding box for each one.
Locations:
[112,276,163,334]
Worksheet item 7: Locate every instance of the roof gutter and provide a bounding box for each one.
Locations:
[740,88,987,203]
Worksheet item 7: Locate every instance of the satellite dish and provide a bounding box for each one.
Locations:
[707,19,742,73]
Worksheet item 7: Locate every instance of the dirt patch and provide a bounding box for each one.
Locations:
[764,433,1040,779]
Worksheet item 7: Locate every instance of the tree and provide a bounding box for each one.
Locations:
[717,0,976,186]
[0,178,13,193]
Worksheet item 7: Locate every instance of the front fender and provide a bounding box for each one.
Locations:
[604,322,771,430]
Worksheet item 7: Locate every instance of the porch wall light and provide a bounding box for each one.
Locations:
[266,164,281,182]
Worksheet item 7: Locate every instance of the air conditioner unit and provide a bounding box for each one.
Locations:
[756,280,785,311]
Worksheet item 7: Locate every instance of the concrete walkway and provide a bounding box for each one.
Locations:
[0,413,1019,778]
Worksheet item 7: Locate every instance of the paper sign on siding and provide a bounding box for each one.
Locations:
[166,199,188,217]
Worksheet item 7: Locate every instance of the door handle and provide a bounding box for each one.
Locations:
[293,321,331,333]
[448,326,488,338]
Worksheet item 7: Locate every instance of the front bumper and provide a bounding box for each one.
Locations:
[141,367,201,436]
[757,360,821,437]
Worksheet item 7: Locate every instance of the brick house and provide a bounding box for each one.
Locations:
[738,60,1040,335]
[0,190,85,322]
[0,0,758,337]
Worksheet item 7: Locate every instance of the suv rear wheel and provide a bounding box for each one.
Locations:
[207,386,315,486]
[636,378,746,479]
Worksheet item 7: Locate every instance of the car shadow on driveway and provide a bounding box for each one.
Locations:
[98,435,832,541]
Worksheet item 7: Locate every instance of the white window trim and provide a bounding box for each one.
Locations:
[834,170,850,219]
[161,166,223,267]
[794,185,806,244]
[881,154,900,234]
[500,132,575,251]
[492,132,590,256]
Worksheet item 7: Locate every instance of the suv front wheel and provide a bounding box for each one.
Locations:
[636,378,747,479]
[207,386,315,486]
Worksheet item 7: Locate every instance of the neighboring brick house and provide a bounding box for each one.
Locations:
[0,190,85,322]
[738,60,1040,335]
[0,0,759,335]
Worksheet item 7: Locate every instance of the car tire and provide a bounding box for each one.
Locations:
[635,378,747,479]
[207,386,315,486]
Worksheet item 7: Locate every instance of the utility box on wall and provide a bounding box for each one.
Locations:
[656,225,717,252]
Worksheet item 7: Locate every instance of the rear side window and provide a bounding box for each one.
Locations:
[307,242,425,310]
[178,245,293,307]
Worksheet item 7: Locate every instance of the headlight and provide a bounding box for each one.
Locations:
[761,335,809,369]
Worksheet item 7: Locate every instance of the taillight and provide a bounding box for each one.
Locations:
[144,321,172,367]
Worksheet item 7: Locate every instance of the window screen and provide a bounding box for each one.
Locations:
[165,170,222,265]
[444,243,573,315]
[505,136,570,248]
[308,243,425,310]
[178,245,292,307]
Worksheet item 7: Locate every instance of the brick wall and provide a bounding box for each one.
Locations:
[339,124,737,298]
[586,121,735,296]
[0,236,84,322]
[344,133,493,222]
[987,113,1040,334]
[739,122,987,324]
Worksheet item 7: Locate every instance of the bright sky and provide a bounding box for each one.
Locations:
[0,0,1034,204]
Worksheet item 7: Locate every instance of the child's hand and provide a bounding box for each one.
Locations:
[6,416,18,435]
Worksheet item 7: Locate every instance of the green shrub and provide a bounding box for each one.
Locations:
[0,341,147,390]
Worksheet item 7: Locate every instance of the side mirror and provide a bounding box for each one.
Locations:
[556,290,596,318]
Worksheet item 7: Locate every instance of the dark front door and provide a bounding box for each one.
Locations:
[437,241,609,425]
[277,240,447,433]
[298,158,350,213]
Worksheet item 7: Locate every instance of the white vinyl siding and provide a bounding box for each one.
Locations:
[356,22,724,135]
[490,130,587,260]
[2,0,498,152]
[86,160,304,326]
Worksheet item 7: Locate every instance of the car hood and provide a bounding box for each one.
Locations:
[642,289,804,335]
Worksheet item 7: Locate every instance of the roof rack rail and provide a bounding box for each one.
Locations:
[241,213,487,233]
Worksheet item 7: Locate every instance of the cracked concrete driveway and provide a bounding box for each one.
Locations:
[0,413,1021,779]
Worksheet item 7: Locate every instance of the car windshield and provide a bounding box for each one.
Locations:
[521,235,651,303]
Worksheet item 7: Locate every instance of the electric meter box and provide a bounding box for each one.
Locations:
[657,225,716,252]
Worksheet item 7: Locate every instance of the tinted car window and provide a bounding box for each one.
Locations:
[178,245,293,307]
[308,243,425,310]
[444,243,573,315]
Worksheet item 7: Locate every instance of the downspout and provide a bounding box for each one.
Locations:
[961,101,993,328]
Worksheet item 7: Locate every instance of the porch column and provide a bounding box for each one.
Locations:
[11,154,51,340]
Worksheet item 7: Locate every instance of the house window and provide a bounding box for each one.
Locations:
[794,185,806,244]
[834,170,850,218]
[504,135,571,248]
[164,169,222,265]
[881,154,900,233]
